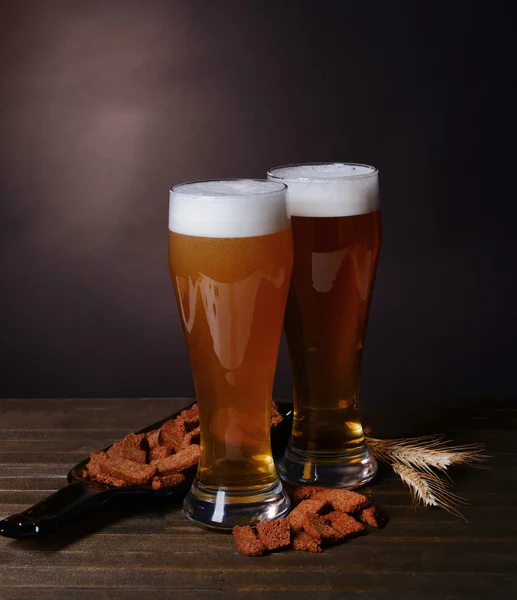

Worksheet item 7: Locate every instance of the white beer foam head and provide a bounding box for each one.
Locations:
[169,179,289,238]
[267,163,379,217]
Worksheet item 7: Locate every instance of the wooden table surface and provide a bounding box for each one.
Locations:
[0,398,515,599]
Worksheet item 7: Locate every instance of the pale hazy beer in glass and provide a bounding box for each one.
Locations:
[168,179,292,528]
[268,163,381,488]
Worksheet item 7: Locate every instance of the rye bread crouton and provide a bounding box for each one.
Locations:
[291,485,327,504]
[287,497,331,532]
[158,418,186,453]
[106,433,147,464]
[271,401,283,427]
[101,457,156,485]
[313,488,370,513]
[179,404,200,430]
[233,526,266,557]
[149,445,171,462]
[358,505,388,528]
[302,513,344,545]
[85,452,128,487]
[90,453,156,485]
[256,518,291,551]
[292,530,322,553]
[153,444,200,475]
[325,511,365,538]
[146,429,160,450]
[180,426,200,448]
[151,473,186,490]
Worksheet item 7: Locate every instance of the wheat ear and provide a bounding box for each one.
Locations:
[365,435,487,519]
[367,436,487,473]
[392,464,468,519]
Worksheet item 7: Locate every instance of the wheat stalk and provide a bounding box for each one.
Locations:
[365,435,487,518]
[366,436,487,472]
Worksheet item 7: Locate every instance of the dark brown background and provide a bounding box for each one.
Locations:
[1,1,514,406]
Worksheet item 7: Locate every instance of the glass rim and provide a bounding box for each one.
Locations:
[267,162,378,183]
[170,178,287,197]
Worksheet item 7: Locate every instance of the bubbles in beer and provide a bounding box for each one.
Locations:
[268,163,379,218]
[169,179,289,238]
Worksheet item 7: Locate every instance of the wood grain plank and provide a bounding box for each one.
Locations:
[0,398,191,431]
[0,398,191,409]
[0,592,231,600]
[0,566,515,593]
[0,397,515,597]
[2,518,517,551]
[0,441,122,453]
[6,503,513,541]
[1,441,515,464]
[0,540,515,572]
[0,591,509,600]
[0,452,98,464]
[0,489,513,514]
[0,478,74,491]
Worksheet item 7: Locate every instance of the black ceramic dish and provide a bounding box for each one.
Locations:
[0,401,293,540]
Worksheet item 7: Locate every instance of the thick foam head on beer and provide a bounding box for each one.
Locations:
[169,179,289,238]
[267,163,379,217]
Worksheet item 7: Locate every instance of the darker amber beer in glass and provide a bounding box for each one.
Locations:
[268,163,381,488]
[168,179,292,528]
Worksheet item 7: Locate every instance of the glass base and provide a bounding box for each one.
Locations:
[183,480,291,530]
[277,444,378,489]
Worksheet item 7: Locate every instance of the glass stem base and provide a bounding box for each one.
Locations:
[277,443,378,489]
[183,480,291,530]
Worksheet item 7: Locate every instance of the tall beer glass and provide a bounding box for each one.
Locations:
[168,179,293,528]
[268,163,381,488]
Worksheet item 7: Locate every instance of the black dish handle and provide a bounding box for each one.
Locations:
[0,480,117,539]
